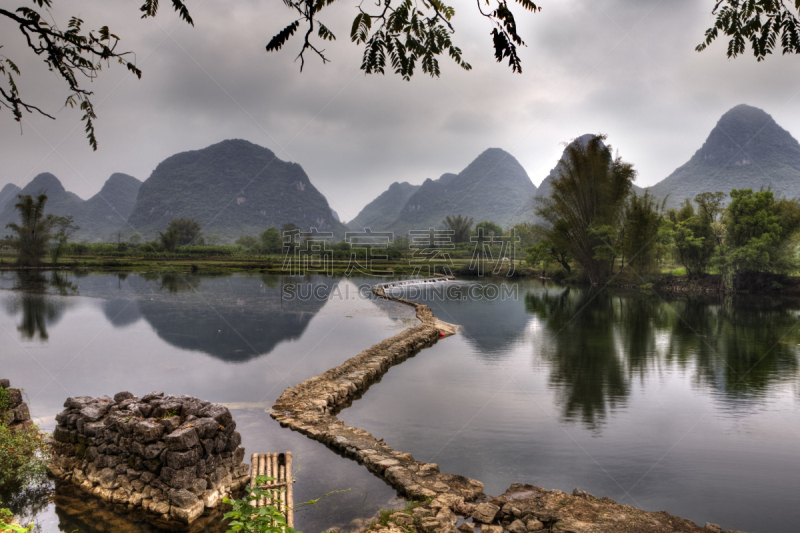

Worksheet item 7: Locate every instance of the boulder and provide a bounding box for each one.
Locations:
[113,391,135,403]
[525,519,544,532]
[472,503,500,524]
[508,519,526,533]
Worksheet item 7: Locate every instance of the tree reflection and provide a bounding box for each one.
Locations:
[525,287,800,427]
[5,271,77,340]
[140,272,204,293]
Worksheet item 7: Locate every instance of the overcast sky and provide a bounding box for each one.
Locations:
[3,0,800,222]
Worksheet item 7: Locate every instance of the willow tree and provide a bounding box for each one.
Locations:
[535,135,635,285]
[4,194,54,267]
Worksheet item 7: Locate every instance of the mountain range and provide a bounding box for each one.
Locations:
[351,148,538,234]
[0,172,141,242]
[1,104,798,243]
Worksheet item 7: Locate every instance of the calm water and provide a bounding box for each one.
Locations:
[1,271,415,533]
[3,273,800,533]
[344,281,800,533]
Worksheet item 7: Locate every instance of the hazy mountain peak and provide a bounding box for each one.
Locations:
[0,183,21,212]
[24,172,66,194]
[127,139,343,241]
[648,104,800,207]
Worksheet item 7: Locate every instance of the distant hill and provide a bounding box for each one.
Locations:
[0,173,84,234]
[126,139,346,241]
[386,148,537,234]
[648,104,800,207]
[77,173,142,241]
[0,173,141,242]
[348,181,420,230]
[0,183,21,213]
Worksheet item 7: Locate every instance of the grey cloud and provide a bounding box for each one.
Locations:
[3,0,800,219]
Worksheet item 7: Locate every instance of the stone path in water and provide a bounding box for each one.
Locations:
[270,284,748,533]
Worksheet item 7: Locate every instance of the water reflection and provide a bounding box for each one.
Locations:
[525,287,800,427]
[2,272,77,340]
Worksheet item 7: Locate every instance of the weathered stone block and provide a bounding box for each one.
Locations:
[160,466,196,490]
[80,400,112,421]
[195,418,220,439]
[198,404,233,427]
[159,416,181,434]
[133,420,164,443]
[170,500,203,524]
[165,447,201,470]
[165,427,199,451]
[168,488,199,509]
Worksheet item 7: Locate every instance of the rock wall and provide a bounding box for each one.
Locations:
[0,378,33,429]
[49,391,249,530]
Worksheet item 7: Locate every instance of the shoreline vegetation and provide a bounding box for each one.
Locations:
[3,251,800,296]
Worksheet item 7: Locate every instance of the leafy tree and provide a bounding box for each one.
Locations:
[281,223,301,253]
[158,227,179,253]
[511,222,538,250]
[474,221,503,245]
[621,191,664,275]
[698,1,800,61]
[236,234,259,249]
[443,215,474,243]
[50,215,79,264]
[129,232,143,245]
[4,194,54,267]
[695,191,727,248]
[535,134,635,284]
[2,0,538,148]
[669,199,716,279]
[167,218,202,246]
[722,188,800,288]
[260,227,282,254]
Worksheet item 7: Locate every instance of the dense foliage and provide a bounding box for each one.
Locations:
[443,215,474,243]
[529,134,800,291]
[698,1,800,61]
[535,134,636,285]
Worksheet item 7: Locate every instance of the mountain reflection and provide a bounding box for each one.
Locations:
[525,288,800,428]
[101,274,333,362]
[3,271,77,340]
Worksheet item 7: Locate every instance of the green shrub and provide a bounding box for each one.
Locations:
[0,507,33,533]
[0,422,50,489]
[223,475,298,533]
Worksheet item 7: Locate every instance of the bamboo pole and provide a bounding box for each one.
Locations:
[279,464,286,513]
[265,453,273,508]
[271,454,280,512]
[258,454,266,507]
[249,453,258,506]
[286,451,294,528]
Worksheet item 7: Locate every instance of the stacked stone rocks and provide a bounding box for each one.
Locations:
[0,379,33,429]
[49,391,249,530]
